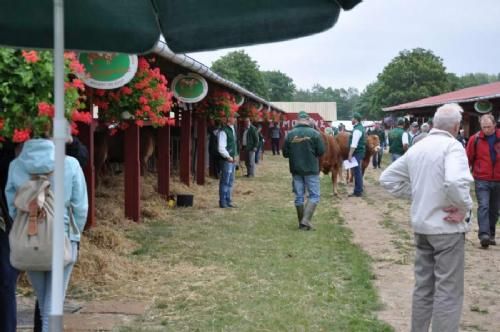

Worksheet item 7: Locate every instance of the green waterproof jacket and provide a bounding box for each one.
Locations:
[389,127,405,155]
[244,124,259,151]
[349,123,366,157]
[283,124,325,175]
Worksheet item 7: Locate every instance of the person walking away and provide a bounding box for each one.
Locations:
[283,111,325,230]
[270,122,281,155]
[255,124,264,164]
[348,113,366,197]
[5,137,88,332]
[380,103,473,332]
[466,113,500,248]
[388,117,407,161]
[368,122,386,168]
[241,118,259,177]
[218,113,239,208]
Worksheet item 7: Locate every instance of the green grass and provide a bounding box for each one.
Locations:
[120,156,393,332]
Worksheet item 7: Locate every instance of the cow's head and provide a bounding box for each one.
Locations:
[366,135,380,153]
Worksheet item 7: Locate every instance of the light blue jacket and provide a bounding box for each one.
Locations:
[5,139,88,242]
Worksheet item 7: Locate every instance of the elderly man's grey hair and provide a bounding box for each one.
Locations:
[433,103,463,133]
[420,123,430,133]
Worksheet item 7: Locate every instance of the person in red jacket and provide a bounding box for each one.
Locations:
[466,113,500,248]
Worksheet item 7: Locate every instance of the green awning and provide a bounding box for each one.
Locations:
[0,0,361,53]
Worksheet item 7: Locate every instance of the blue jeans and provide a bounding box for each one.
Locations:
[0,227,18,332]
[27,241,78,332]
[391,153,402,162]
[475,180,500,239]
[219,161,236,207]
[353,153,363,195]
[255,146,261,164]
[292,174,320,206]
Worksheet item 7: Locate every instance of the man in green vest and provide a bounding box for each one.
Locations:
[242,117,259,177]
[218,112,239,208]
[348,113,366,197]
[283,111,325,230]
[388,117,407,161]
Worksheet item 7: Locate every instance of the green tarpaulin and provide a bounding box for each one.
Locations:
[0,0,361,53]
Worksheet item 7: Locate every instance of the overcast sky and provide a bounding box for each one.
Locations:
[189,0,500,92]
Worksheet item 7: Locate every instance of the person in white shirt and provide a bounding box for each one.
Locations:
[380,103,473,332]
[217,113,239,208]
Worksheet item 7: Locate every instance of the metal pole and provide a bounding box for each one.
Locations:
[49,0,66,331]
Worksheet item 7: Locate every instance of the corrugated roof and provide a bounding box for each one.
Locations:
[383,81,500,112]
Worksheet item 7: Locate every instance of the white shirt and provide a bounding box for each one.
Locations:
[218,125,236,159]
[351,128,362,148]
[379,129,473,235]
[402,131,409,146]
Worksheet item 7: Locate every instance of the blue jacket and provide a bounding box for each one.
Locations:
[5,139,88,242]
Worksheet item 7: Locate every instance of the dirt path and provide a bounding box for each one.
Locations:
[334,166,500,332]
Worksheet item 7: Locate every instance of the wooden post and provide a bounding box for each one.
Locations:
[157,125,171,197]
[180,109,192,186]
[124,122,141,222]
[262,122,271,150]
[196,115,207,185]
[78,120,96,229]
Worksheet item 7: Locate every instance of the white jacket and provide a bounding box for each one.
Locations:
[379,129,473,235]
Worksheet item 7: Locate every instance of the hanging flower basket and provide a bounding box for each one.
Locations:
[238,102,260,122]
[89,57,174,133]
[197,88,239,122]
[0,49,91,143]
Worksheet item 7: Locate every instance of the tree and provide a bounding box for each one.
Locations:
[261,70,296,101]
[455,73,499,89]
[211,50,267,98]
[292,84,359,119]
[376,48,451,107]
[354,82,383,120]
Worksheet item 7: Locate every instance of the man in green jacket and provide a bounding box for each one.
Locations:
[283,111,325,230]
[218,113,239,208]
[348,113,366,197]
[242,117,259,177]
[388,117,407,162]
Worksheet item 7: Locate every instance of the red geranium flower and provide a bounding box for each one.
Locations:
[37,102,55,117]
[12,128,32,143]
[21,50,39,63]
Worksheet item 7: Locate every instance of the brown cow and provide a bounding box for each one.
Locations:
[336,132,381,182]
[319,132,343,196]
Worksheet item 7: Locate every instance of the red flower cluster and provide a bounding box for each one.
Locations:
[38,102,55,117]
[12,128,32,143]
[91,57,174,130]
[21,50,39,63]
[198,88,239,122]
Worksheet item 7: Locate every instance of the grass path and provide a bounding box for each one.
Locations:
[117,155,392,331]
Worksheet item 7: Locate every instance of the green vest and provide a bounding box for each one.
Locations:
[349,123,366,157]
[389,127,405,155]
[222,125,238,158]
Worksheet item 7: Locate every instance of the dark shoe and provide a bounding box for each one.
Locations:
[227,203,238,208]
[219,204,228,208]
[348,193,362,197]
[490,239,496,246]
[295,205,304,228]
[480,234,490,248]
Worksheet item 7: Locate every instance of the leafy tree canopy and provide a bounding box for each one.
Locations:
[211,50,268,98]
[262,70,296,101]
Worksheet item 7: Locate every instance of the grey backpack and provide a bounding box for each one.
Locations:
[9,174,72,271]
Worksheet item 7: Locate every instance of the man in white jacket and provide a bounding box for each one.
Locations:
[379,103,473,332]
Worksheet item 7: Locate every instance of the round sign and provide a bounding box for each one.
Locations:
[235,94,245,106]
[171,73,208,103]
[78,53,138,90]
[474,100,493,114]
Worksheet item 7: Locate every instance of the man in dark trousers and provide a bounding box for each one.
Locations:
[218,113,239,208]
[348,113,366,197]
[283,111,325,230]
[241,118,259,177]
[269,122,281,155]
[466,113,500,248]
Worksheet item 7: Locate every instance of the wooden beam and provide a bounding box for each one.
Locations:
[196,115,207,185]
[157,125,171,197]
[78,120,96,229]
[180,109,192,186]
[124,122,141,222]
